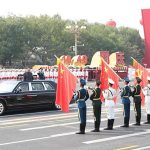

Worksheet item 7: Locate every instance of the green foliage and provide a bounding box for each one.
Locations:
[0,15,144,67]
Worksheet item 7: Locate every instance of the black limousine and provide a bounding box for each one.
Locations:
[0,80,57,115]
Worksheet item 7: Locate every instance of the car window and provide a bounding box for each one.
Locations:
[44,82,54,90]
[17,83,29,92]
[31,83,44,91]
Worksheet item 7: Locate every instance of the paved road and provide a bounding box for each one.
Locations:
[0,101,150,150]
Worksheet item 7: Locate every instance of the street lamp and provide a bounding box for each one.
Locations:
[66,23,86,56]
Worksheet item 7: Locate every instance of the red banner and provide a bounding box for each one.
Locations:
[56,62,77,112]
[142,9,150,68]
[100,58,120,102]
[132,57,150,105]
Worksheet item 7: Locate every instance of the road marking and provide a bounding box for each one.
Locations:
[0,109,105,124]
[0,124,29,129]
[0,109,123,126]
[0,112,92,126]
[20,118,110,131]
[114,145,139,150]
[0,123,144,146]
[83,129,150,144]
[0,135,53,146]
[0,107,126,123]
[132,146,150,150]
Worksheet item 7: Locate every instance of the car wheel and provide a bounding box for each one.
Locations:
[0,101,6,115]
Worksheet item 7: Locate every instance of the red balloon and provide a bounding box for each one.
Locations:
[106,19,116,27]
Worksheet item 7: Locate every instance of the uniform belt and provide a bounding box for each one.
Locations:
[93,98,100,101]
[77,99,85,102]
[107,98,113,100]
[123,96,129,98]
[145,95,150,96]
[134,95,140,97]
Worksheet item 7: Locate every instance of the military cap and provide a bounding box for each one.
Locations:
[108,78,114,84]
[124,77,130,82]
[136,77,142,82]
[80,78,86,85]
[96,80,101,85]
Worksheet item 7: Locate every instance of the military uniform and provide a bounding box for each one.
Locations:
[121,78,132,127]
[90,80,102,132]
[74,79,89,134]
[103,79,116,130]
[142,77,150,124]
[132,77,142,125]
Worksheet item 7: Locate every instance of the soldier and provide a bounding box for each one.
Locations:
[74,79,89,134]
[132,77,142,125]
[142,76,150,124]
[102,78,116,130]
[89,80,102,132]
[120,77,132,127]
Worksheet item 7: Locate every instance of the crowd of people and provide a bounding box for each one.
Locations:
[74,76,150,134]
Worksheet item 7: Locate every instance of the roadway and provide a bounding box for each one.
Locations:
[0,102,150,150]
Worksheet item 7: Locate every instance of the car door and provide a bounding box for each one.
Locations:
[10,82,31,107]
[30,82,48,105]
[43,81,56,105]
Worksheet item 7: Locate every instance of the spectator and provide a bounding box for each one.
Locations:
[23,68,33,81]
[37,68,45,80]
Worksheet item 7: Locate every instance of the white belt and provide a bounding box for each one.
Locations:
[93,98,100,101]
[77,99,85,102]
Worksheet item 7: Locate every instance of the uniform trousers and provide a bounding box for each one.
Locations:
[92,101,101,129]
[105,100,115,119]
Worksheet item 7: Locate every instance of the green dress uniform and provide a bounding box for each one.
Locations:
[90,86,102,132]
[132,84,142,125]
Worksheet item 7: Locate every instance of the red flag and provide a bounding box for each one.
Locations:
[142,9,150,68]
[55,62,77,112]
[132,57,150,104]
[100,58,120,102]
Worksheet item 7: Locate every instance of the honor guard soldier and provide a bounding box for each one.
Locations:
[132,77,142,125]
[121,77,132,127]
[102,78,116,130]
[89,80,102,132]
[142,76,150,124]
[74,79,89,134]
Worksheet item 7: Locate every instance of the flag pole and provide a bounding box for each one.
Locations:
[131,57,137,63]
[101,57,122,80]
[54,55,77,79]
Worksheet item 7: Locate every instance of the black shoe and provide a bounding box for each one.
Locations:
[144,122,150,124]
[120,125,129,127]
[76,131,85,134]
[133,123,140,126]
[91,129,100,132]
[104,128,112,130]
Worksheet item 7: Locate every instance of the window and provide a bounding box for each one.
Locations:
[17,83,29,92]
[31,83,44,91]
[44,82,54,90]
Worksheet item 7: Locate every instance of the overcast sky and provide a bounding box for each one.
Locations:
[0,0,149,36]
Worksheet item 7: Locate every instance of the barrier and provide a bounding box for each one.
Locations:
[0,67,129,81]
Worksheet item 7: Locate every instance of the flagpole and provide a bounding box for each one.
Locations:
[131,57,147,69]
[54,55,77,80]
[101,57,122,80]
[131,57,138,64]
